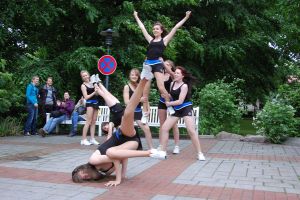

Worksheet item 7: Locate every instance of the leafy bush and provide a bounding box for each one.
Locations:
[253,99,297,144]
[193,79,244,135]
[0,59,20,114]
[278,82,300,117]
[295,118,300,137]
[0,117,23,137]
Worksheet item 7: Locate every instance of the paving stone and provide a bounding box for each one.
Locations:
[0,144,45,158]
[208,141,300,156]
[0,178,106,200]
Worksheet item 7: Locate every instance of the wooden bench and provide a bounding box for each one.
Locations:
[47,106,200,136]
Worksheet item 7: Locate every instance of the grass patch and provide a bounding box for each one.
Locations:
[237,118,256,136]
[0,117,23,137]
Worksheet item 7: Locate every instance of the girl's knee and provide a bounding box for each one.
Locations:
[106,148,117,159]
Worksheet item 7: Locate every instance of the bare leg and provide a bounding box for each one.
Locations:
[106,141,150,160]
[154,72,170,102]
[88,150,112,165]
[136,120,153,149]
[142,80,151,113]
[158,109,167,146]
[172,124,180,146]
[183,116,202,153]
[90,108,98,139]
[160,116,179,151]
[82,107,94,140]
[96,83,120,107]
[120,79,148,136]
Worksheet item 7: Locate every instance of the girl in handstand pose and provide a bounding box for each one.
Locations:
[133,10,191,122]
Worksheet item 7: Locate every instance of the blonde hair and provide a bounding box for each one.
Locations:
[80,70,90,81]
[129,68,141,83]
[165,60,175,71]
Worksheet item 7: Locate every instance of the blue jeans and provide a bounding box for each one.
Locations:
[70,111,85,133]
[24,104,38,133]
[43,114,67,134]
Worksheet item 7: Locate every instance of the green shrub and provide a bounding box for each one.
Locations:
[253,100,297,144]
[0,117,23,137]
[294,117,300,137]
[278,82,300,117]
[193,79,243,135]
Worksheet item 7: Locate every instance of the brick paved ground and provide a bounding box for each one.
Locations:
[0,135,299,200]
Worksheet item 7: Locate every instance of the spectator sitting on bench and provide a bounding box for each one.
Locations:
[68,97,86,137]
[38,92,75,137]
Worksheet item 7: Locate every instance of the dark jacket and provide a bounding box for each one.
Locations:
[39,85,57,106]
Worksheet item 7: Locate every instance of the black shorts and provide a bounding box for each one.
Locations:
[134,111,142,121]
[110,103,124,127]
[151,63,164,73]
[172,105,194,118]
[86,97,102,108]
[97,129,141,155]
[158,101,167,110]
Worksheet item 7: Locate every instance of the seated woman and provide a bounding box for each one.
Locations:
[72,72,158,187]
[39,92,75,137]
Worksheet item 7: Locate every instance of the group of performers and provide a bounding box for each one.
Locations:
[72,11,205,187]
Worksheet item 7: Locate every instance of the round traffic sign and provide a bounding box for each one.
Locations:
[97,55,117,75]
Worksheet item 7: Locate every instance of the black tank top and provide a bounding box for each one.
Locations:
[128,84,142,108]
[83,84,97,100]
[164,76,172,93]
[170,82,191,102]
[146,39,165,60]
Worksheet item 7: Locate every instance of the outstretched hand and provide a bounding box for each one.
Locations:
[105,180,121,187]
[133,11,138,17]
[186,11,192,18]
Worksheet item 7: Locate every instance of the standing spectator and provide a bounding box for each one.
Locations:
[38,92,74,137]
[68,97,86,137]
[39,77,58,124]
[79,71,101,145]
[24,75,39,136]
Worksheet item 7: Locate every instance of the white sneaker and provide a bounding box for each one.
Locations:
[157,145,162,151]
[80,139,91,146]
[150,148,158,154]
[173,146,180,154]
[141,63,153,80]
[90,74,96,84]
[95,74,102,83]
[90,138,99,145]
[167,106,175,115]
[150,150,167,160]
[141,112,149,124]
[198,152,206,161]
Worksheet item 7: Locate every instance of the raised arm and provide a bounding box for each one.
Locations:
[163,11,191,46]
[133,11,153,43]
[123,85,130,105]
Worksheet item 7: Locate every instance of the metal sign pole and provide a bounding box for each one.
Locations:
[105,46,110,89]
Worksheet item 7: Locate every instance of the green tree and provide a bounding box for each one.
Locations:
[0,0,298,118]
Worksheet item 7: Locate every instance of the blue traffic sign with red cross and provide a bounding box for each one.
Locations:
[97,55,117,75]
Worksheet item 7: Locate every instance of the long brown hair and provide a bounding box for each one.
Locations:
[72,163,104,183]
[153,22,168,38]
[176,66,198,95]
